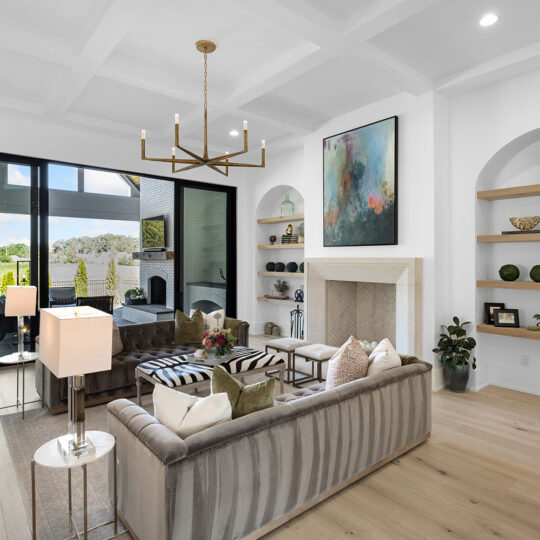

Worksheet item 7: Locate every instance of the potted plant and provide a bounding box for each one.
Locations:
[527,313,540,331]
[124,287,147,305]
[433,317,477,392]
[273,280,289,298]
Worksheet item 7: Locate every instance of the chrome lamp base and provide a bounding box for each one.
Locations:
[59,374,95,458]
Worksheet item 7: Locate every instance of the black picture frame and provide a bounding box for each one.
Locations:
[323,116,398,247]
[494,309,520,328]
[484,302,505,325]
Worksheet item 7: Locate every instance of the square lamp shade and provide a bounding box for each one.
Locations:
[39,306,112,378]
[5,286,37,317]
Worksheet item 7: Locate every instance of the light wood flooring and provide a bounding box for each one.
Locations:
[1,351,539,538]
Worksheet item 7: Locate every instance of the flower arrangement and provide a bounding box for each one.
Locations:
[202,328,236,357]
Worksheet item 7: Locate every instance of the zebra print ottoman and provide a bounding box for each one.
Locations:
[135,346,286,405]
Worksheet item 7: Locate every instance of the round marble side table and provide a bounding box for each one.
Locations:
[0,351,39,418]
[31,430,119,540]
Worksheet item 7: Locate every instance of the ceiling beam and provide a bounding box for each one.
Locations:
[343,0,441,41]
[237,0,432,96]
[45,0,145,115]
[436,41,540,95]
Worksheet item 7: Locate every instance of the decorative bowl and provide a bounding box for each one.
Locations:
[509,216,540,231]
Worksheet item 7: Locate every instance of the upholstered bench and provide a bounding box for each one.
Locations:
[265,337,310,386]
[135,346,285,405]
[293,344,338,385]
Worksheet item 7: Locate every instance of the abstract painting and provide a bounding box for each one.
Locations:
[323,116,397,246]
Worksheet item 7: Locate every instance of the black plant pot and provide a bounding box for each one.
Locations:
[443,364,470,392]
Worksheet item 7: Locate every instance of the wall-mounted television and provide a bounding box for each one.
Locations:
[141,215,166,251]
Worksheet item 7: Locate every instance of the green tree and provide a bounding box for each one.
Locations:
[105,257,119,304]
[73,259,88,297]
[1,271,15,294]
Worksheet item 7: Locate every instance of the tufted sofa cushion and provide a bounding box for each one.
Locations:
[274,382,326,404]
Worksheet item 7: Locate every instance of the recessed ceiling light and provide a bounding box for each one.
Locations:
[229,129,239,136]
[479,13,498,27]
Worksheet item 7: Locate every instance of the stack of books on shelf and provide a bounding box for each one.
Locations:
[281,234,298,244]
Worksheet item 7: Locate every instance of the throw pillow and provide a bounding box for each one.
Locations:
[173,309,205,344]
[153,384,198,435]
[367,338,402,376]
[212,365,275,418]
[190,308,225,331]
[153,385,231,438]
[112,322,123,356]
[177,393,231,438]
[325,335,370,390]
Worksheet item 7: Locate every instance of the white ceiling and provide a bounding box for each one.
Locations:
[1,0,540,158]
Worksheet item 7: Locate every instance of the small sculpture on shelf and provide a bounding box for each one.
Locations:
[269,235,277,245]
[282,224,297,244]
[285,224,293,236]
[293,289,304,303]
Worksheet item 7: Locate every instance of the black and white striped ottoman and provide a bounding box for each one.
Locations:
[135,346,285,405]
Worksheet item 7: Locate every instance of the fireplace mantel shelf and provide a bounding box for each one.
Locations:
[133,251,174,260]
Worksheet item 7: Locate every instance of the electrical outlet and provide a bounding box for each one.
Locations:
[520,355,530,368]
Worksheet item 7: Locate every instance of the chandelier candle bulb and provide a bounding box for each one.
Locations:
[141,129,146,140]
[174,113,179,124]
[172,147,176,157]
[243,120,248,131]
[262,140,266,149]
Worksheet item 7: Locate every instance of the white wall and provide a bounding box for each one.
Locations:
[251,93,439,380]
[0,112,251,319]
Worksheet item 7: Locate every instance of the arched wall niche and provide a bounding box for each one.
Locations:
[474,127,540,396]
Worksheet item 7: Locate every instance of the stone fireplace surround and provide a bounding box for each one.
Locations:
[305,258,422,358]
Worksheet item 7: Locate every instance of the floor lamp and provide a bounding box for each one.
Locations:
[39,306,112,457]
[5,285,37,360]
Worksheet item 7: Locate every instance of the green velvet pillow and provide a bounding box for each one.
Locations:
[212,365,275,419]
[173,309,205,344]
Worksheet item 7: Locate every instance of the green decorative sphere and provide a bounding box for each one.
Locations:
[286,262,298,273]
[275,262,286,272]
[299,262,304,273]
[265,262,276,272]
[530,265,540,282]
[499,264,520,281]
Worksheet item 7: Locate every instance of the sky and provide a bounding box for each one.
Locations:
[1,164,139,246]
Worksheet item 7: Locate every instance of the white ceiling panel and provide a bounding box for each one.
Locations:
[69,76,198,132]
[370,0,540,80]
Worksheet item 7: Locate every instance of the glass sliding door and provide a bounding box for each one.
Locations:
[178,184,236,318]
[0,158,38,357]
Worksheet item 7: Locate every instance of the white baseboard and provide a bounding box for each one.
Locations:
[470,381,490,392]
[431,384,445,392]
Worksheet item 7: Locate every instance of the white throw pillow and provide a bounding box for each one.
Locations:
[367,338,401,376]
[153,385,198,435]
[177,392,231,438]
[190,308,225,331]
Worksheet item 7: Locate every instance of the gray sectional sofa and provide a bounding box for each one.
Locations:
[36,317,249,413]
[107,356,432,540]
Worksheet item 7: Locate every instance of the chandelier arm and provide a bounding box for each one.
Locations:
[176,144,207,164]
[173,161,228,177]
[210,147,265,168]
[143,156,200,165]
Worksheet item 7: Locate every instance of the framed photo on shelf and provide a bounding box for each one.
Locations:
[494,309,520,328]
[484,302,505,325]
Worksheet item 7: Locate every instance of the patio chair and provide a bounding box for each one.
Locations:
[76,295,114,315]
[48,287,76,307]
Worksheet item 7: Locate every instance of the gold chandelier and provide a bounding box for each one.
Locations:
[140,40,265,177]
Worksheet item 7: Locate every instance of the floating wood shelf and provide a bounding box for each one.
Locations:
[258,271,304,278]
[477,280,540,290]
[477,324,540,341]
[257,214,304,224]
[477,184,540,201]
[257,296,304,306]
[477,234,540,243]
[258,243,305,250]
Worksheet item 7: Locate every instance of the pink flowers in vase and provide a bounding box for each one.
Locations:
[202,328,237,357]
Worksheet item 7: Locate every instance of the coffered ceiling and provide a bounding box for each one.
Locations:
[1,0,540,155]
